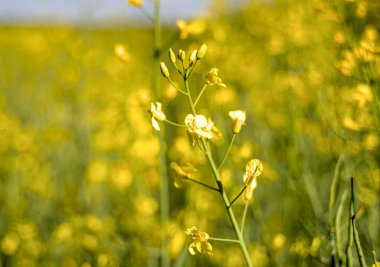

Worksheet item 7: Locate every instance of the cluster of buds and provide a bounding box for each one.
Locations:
[160,44,207,80]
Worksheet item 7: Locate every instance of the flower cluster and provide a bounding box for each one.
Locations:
[243,159,263,200]
[185,114,214,142]
[185,226,212,255]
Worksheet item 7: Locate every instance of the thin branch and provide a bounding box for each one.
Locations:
[208,237,240,244]
[194,84,208,107]
[165,119,187,128]
[350,178,367,267]
[218,134,236,171]
[167,77,187,94]
[183,176,219,192]
[229,185,247,208]
[241,201,249,235]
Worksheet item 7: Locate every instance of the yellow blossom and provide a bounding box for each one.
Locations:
[176,20,206,39]
[150,102,166,131]
[205,68,226,88]
[229,110,246,134]
[185,226,212,255]
[128,0,143,7]
[185,114,214,142]
[243,159,263,200]
[114,44,130,64]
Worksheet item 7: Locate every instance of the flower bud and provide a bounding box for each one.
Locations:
[169,48,176,64]
[160,62,170,78]
[196,44,207,59]
[178,50,186,62]
[189,50,197,63]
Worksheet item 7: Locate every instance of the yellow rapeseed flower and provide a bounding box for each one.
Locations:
[150,102,166,131]
[185,226,212,255]
[114,44,130,64]
[229,110,246,134]
[128,0,143,7]
[243,159,263,200]
[185,114,214,142]
[205,68,226,88]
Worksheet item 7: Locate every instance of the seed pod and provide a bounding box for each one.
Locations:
[196,44,207,59]
[160,62,170,78]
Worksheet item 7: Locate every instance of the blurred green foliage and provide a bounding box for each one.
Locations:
[0,0,379,266]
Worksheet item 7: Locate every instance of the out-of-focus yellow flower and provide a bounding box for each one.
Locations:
[185,226,212,255]
[229,110,246,134]
[272,233,286,251]
[1,232,20,255]
[170,162,191,188]
[352,83,373,107]
[150,102,166,131]
[243,159,263,200]
[205,68,226,88]
[363,133,379,150]
[342,116,360,131]
[128,0,143,7]
[185,114,214,141]
[114,44,130,64]
[176,20,206,39]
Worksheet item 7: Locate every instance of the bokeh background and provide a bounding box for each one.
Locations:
[0,0,379,266]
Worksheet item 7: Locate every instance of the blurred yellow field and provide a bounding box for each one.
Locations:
[0,0,379,266]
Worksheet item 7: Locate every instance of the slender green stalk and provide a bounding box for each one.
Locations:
[194,84,208,107]
[208,237,240,244]
[335,191,348,267]
[182,176,219,192]
[329,154,344,210]
[230,185,248,207]
[167,77,187,95]
[183,74,253,267]
[350,178,367,267]
[164,119,186,128]
[218,134,236,171]
[152,1,170,266]
[241,201,249,235]
[345,187,354,267]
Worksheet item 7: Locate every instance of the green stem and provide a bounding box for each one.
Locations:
[350,178,367,267]
[218,134,236,171]
[335,191,348,267]
[329,154,344,210]
[208,237,240,244]
[152,1,170,266]
[164,119,186,128]
[230,185,248,207]
[167,77,187,95]
[345,179,354,267]
[241,201,249,236]
[183,176,219,192]
[194,84,208,107]
[203,142,253,267]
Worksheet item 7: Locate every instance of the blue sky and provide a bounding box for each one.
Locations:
[0,0,209,25]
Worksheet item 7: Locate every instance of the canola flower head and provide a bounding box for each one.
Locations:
[205,68,226,88]
[128,0,143,7]
[114,44,130,64]
[150,102,166,131]
[229,110,246,134]
[243,159,263,200]
[185,114,214,143]
[185,226,212,255]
